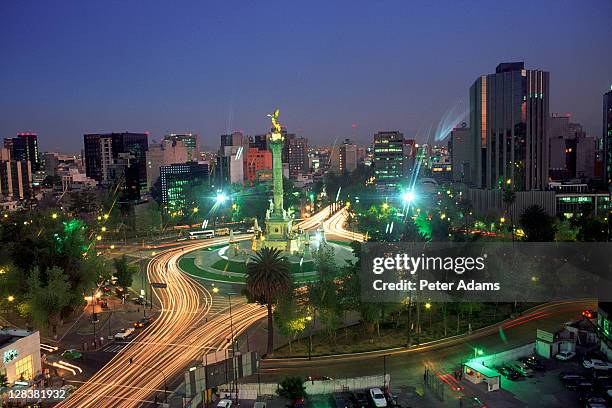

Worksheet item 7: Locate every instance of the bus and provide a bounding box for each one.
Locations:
[215,228,231,236]
[189,230,215,240]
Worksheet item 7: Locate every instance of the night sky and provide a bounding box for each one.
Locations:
[1,1,611,153]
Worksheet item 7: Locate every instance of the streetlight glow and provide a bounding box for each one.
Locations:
[402,190,416,203]
[215,192,227,204]
[7,295,15,302]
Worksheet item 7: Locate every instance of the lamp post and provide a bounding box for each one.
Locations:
[306,315,313,360]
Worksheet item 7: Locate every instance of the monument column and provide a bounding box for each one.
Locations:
[270,139,284,215]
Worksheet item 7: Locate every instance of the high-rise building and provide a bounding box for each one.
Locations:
[251,134,268,151]
[245,147,272,183]
[449,124,472,183]
[146,139,189,190]
[373,131,404,193]
[0,160,32,200]
[160,163,209,215]
[330,139,358,174]
[470,62,549,190]
[163,134,200,162]
[216,146,244,186]
[83,132,148,200]
[285,135,308,179]
[4,133,40,172]
[576,136,596,179]
[604,88,612,186]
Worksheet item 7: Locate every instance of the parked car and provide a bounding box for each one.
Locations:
[509,361,534,377]
[333,393,349,408]
[217,399,232,408]
[556,351,577,361]
[133,317,154,328]
[559,372,586,383]
[352,391,369,408]
[369,388,387,408]
[583,359,612,370]
[566,381,594,391]
[519,355,545,371]
[114,327,135,340]
[497,366,520,380]
[133,296,146,305]
[253,403,266,408]
[61,349,82,360]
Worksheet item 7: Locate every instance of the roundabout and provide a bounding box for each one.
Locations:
[177,236,356,284]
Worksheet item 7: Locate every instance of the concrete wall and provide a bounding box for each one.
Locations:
[217,374,391,401]
[473,342,535,368]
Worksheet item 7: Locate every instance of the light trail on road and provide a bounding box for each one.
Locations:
[295,205,331,231]
[59,237,266,407]
[322,206,365,242]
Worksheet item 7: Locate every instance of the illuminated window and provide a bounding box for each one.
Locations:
[15,354,33,381]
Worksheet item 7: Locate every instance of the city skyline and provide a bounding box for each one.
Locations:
[1,1,611,152]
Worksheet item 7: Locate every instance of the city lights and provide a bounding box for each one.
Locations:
[215,192,227,204]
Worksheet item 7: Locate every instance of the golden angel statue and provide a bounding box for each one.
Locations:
[267,109,281,134]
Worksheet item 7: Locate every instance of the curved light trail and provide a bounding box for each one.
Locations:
[295,205,331,231]
[59,237,266,407]
[322,207,365,242]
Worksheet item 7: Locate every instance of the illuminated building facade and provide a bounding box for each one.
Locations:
[245,147,272,183]
[373,131,404,193]
[470,62,549,191]
[160,163,209,215]
[0,329,42,385]
[598,302,612,360]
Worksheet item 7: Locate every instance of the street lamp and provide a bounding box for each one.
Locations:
[212,286,219,294]
[51,213,58,219]
[401,190,416,204]
[7,295,14,302]
[216,192,227,204]
[474,347,484,359]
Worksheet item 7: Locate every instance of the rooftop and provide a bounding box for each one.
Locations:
[0,328,35,349]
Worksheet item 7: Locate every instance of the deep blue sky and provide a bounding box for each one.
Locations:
[1,1,611,153]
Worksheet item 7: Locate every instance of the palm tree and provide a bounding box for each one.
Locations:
[246,247,292,356]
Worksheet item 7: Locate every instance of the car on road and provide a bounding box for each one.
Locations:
[582,309,598,319]
[369,388,387,408]
[566,381,594,392]
[114,327,135,340]
[497,366,520,380]
[583,359,612,370]
[217,399,232,408]
[133,296,146,305]
[133,317,154,328]
[61,349,82,360]
[253,402,266,408]
[555,351,576,361]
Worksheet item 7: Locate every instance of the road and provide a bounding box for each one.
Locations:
[258,300,595,386]
[59,237,267,407]
[322,206,364,242]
